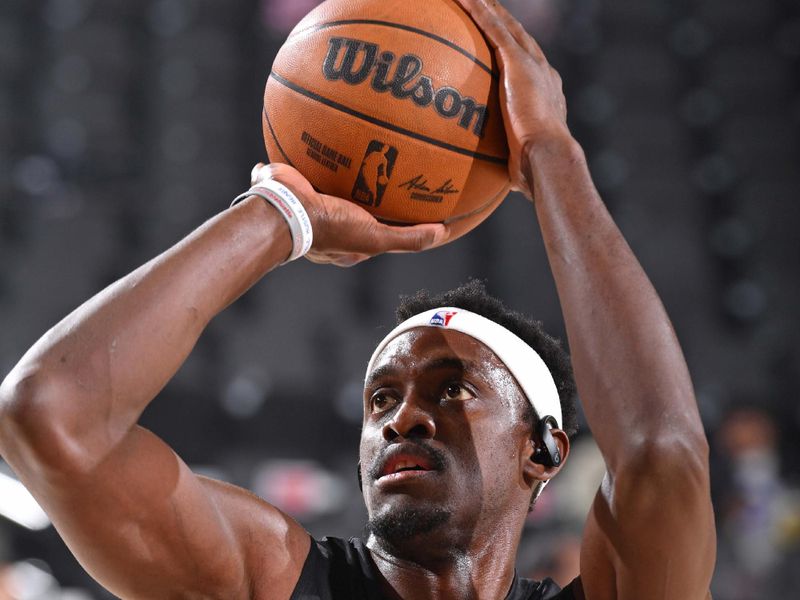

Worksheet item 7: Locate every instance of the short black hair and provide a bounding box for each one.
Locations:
[395,279,578,438]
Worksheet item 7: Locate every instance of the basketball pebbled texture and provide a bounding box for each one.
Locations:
[263,0,510,230]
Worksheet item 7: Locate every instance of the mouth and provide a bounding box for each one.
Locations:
[372,445,443,485]
[380,456,432,479]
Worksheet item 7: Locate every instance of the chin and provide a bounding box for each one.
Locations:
[366,503,452,550]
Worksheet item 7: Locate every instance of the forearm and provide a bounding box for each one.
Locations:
[0,196,290,473]
[525,133,707,472]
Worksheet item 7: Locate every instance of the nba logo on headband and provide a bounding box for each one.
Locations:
[429,311,458,327]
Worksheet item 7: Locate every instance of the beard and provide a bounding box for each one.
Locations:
[366,505,451,549]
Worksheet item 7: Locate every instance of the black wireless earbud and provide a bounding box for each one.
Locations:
[532,415,561,467]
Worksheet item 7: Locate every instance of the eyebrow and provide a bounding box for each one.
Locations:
[365,356,479,390]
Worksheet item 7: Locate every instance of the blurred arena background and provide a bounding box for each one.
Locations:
[0,0,798,598]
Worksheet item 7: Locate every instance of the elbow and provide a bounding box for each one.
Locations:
[609,394,711,483]
[622,429,709,475]
[0,368,42,447]
[0,368,89,478]
[612,433,711,508]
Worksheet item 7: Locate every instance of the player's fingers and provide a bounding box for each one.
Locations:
[455,0,520,53]
[457,0,545,62]
[483,0,547,60]
[372,222,448,254]
[250,162,267,186]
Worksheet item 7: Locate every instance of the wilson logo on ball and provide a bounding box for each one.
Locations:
[322,37,488,137]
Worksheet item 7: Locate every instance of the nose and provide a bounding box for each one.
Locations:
[382,394,436,441]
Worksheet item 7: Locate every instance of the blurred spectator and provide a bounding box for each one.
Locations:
[712,406,800,599]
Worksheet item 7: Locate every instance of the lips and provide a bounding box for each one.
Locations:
[371,443,445,482]
[380,454,433,478]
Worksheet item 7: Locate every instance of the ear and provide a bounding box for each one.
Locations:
[521,427,570,489]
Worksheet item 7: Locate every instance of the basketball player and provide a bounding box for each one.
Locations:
[0,0,715,598]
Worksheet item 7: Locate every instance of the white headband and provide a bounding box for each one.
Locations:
[366,307,562,428]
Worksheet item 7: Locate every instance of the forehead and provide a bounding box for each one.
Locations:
[363,328,532,432]
[366,327,507,384]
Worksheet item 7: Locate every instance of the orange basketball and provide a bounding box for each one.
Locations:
[263,0,510,235]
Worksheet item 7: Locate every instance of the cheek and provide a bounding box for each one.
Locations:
[358,426,386,476]
[358,431,375,464]
[470,422,524,480]
[445,433,520,512]
[358,436,375,507]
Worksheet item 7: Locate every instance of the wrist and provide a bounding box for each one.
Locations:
[231,180,314,262]
[522,128,583,166]
[232,194,293,262]
[521,131,585,196]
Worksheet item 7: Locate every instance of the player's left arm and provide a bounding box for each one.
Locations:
[457,1,715,599]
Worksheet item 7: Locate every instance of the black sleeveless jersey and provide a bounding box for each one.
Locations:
[290,537,581,600]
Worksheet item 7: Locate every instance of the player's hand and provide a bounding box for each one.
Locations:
[251,163,448,267]
[456,0,572,197]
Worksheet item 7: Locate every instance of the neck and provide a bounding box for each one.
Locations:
[365,524,522,600]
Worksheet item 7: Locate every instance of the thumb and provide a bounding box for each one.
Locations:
[374,222,448,254]
[250,162,267,187]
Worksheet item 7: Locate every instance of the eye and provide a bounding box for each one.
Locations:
[370,392,398,415]
[442,382,473,402]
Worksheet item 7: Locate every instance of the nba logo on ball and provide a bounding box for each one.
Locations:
[352,141,399,207]
[430,311,458,327]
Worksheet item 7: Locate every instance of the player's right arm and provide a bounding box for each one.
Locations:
[0,164,445,599]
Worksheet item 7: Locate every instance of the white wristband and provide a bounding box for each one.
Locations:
[231,180,313,262]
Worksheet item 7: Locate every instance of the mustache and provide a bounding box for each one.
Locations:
[367,441,448,482]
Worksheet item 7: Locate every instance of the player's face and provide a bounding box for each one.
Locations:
[360,327,533,542]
